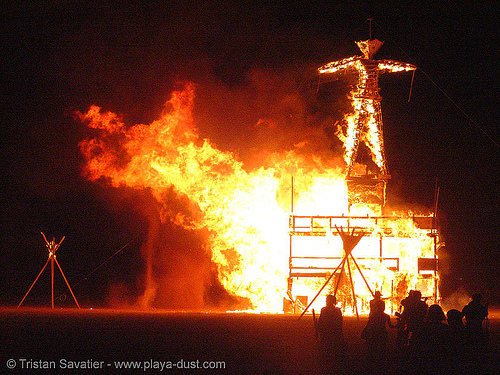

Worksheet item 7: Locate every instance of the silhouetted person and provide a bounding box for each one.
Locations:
[410,290,428,332]
[462,293,489,357]
[396,290,413,348]
[317,295,347,372]
[462,294,488,335]
[397,290,428,348]
[447,308,467,369]
[412,304,451,374]
[446,308,464,328]
[369,291,385,316]
[362,292,396,369]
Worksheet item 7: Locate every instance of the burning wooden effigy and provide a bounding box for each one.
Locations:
[286,38,440,315]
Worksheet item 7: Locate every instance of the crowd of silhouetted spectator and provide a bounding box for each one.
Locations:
[316,291,489,374]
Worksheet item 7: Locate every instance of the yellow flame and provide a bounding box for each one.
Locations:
[79,83,437,313]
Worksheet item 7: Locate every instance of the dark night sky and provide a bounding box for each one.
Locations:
[1,1,499,307]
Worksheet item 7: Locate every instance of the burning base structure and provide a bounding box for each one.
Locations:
[286,211,440,315]
[284,38,442,315]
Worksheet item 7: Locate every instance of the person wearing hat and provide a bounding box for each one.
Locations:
[369,290,385,316]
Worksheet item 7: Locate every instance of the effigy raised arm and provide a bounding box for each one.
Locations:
[377,59,417,73]
[317,55,362,75]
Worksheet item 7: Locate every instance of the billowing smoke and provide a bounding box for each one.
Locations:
[192,68,345,167]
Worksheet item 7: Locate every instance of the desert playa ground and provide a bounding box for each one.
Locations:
[1,308,499,374]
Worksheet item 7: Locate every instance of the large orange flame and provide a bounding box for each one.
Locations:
[78,82,437,313]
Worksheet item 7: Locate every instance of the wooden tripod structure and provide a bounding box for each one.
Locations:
[299,226,375,319]
[18,233,80,309]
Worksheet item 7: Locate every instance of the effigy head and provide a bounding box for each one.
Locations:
[356,39,383,59]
